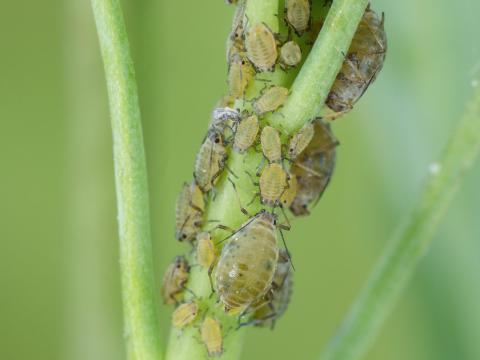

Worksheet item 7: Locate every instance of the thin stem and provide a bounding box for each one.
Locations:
[91,1,163,359]
[267,0,370,133]
[320,86,480,360]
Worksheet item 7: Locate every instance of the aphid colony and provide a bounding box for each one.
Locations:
[161,1,386,357]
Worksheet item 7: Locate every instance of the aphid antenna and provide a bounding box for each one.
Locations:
[215,212,260,247]
[227,177,251,217]
[279,228,295,271]
[225,164,239,179]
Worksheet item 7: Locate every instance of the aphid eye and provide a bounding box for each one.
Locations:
[182,234,187,240]
[241,60,246,65]
[214,137,220,144]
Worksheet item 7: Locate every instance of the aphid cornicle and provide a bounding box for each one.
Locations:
[290,118,338,216]
[201,317,223,357]
[260,126,282,163]
[326,7,387,113]
[251,249,293,327]
[175,181,204,242]
[228,53,255,98]
[233,114,259,153]
[161,256,190,305]
[279,41,302,68]
[196,232,216,269]
[214,210,280,312]
[287,122,315,160]
[253,86,289,115]
[285,0,311,36]
[171,301,198,329]
[194,129,227,193]
[259,163,288,206]
[245,23,278,72]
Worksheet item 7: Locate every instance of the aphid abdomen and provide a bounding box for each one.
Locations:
[245,23,278,72]
[254,86,289,115]
[259,163,288,205]
[233,115,259,153]
[228,53,254,98]
[194,131,227,192]
[279,41,302,68]
[175,182,204,242]
[215,213,279,311]
[285,0,311,35]
[201,317,223,357]
[172,301,198,329]
[260,126,282,163]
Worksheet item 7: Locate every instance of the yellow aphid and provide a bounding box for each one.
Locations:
[161,256,190,305]
[214,210,279,312]
[175,181,204,242]
[253,86,289,115]
[233,115,259,153]
[194,130,227,192]
[228,53,255,98]
[285,0,311,36]
[280,173,297,208]
[245,23,278,72]
[326,7,387,113]
[196,232,216,269]
[259,163,288,206]
[201,317,223,358]
[260,126,282,163]
[279,41,302,68]
[171,301,199,329]
[287,122,315,160]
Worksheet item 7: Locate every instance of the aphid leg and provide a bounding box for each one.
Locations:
[294,162,327,178]
[207,263,216,298]
[225,164,239,179]
[255,157,266,176]
[245,170,259,186]
[227,177,251,217]
[278,203,292,231]
[247,193,260,207]
[183,286,198,299]
[279,229,295,271]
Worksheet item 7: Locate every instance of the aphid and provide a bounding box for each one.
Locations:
[326,7,387,113]
[245,23,278,72]
[287,122,315,160]
[212,107,241,125]
[259,163,288,206]
[196,232,216,269]
[280,174,297,208]
[214,210,280,312]
[279,41,302,68]
[175,181,204,242]
[233,114,259,153]
[253,86,289,115]
[228,53,255,98]
[161,256,190,305]
[194,129,228,192]
[260,126,282,163]
[171,301,199,329]
[290,118,338,216]
[201,317,223,357]
[285,0,311,36]
[251,249,293,327]
[226,1,246,61]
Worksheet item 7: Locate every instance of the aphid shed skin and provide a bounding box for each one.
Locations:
[260,126,282,163]
[285,0,311,36]
[233,114,259,153]
[196,232,216,269]
[279,41,302,68]
[245,23,278,72]
[287,122,315,160]
[290,118,338,216]
[326,6,387,113]
[253,86,289,115]
[161,256,190,305]
[201,317,223,357]
[171,301,199,329]
[259,163,288,206]
[194,129,228,192]
[214,210,280,312]
[175,181,204,242]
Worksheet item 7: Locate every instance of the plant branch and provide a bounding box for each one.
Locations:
[91,0,163,359]
[320,86,480,360]
[267,0,370,133]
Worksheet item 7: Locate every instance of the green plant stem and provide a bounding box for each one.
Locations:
[267,0,370,133]
[320,86,480,360]
[91,1,163,359]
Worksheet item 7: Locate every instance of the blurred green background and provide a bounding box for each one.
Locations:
[1,0,479,359]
